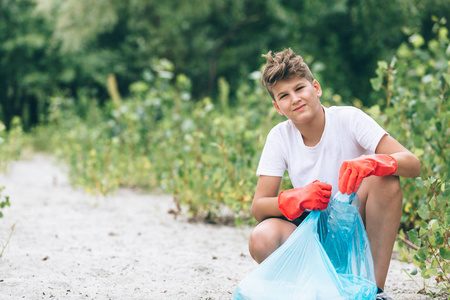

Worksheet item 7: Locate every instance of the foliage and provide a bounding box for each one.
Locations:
[0,186,10,219]
[368,19,449,295]
[32,18,448,222]
[33,0,450,103]
[406,177,450,296]
[2,0,450,130]
[369,18,449,229]
[0,117,25,172]
[2,1,449,289]
[32,58,298,224]
[22,13,450,294]
[0,0,61,129]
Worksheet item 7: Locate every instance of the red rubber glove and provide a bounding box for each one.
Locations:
[338,154,398,195]
[278,180,332,220]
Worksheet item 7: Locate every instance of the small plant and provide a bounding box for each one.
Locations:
[0,223,15,258]
[0,223,14,258]
[0,186,14,258]
[407,177,450,296]
[0,186,10,218]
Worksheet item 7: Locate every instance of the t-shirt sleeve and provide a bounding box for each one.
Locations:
[256,127,287,177]
[352,108,388,153]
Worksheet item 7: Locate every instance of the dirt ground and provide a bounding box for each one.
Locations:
[0,154,435,299]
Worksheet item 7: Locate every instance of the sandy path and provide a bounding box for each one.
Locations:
[0,155,432,299]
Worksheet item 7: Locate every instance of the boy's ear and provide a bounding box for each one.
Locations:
[313,80,322,97]
[272,100,284,115]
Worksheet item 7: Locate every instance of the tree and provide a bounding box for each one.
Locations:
[0,0,53,129]
[2,0,449,128]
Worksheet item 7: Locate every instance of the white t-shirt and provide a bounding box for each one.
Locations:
[256,106,387,196]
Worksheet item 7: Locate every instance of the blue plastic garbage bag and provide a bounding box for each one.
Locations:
[323,193,376,283]
[233,192,377,300]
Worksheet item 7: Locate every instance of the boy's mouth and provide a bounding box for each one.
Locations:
[294,104,306,112]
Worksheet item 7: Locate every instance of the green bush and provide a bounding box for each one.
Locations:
[368,20,449,295]
[29,22,449,293]
[407,177,449,296]
[31,59,291,223]
[0,117,25,172]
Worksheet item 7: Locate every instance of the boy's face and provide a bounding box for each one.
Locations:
[271,77,322,127]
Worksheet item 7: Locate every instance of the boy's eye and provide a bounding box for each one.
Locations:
[279,94,287,100]
[296,86,304,91]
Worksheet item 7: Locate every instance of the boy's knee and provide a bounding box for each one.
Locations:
[379,175,402,200]
[249,222,274,259]
[249,218,296,263]
[362,175,402,207]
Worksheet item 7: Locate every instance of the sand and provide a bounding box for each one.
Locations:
[0,154,434,299]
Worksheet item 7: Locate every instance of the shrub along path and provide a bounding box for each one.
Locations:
[0,154,431,299]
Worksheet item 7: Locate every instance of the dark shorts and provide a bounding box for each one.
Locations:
[281,211,311,226]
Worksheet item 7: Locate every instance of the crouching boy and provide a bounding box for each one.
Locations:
[249,48,420,300]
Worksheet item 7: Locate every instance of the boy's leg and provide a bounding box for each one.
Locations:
[357,175,402,289]
[249,218,297,264]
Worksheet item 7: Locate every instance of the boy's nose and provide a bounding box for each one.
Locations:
[292,96,301,103]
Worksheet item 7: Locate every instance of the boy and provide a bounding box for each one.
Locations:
[249,49,420,300]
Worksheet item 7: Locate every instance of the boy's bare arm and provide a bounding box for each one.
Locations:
[251,175,283,223]
[375,135,421,178]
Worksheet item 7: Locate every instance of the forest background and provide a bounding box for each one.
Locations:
[0,0,449,296]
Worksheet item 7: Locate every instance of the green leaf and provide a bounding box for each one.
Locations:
[440,248,450,260]
[428,234,436,245]
[419,227,427,237]
[409,33,425,48]
[429,219,439,231]
[408,229,419,245]
[419,263,427,270]
[375,61,388,77]
[430,177,437,185]
[389,56,398,68]
[370,78,382,91]
[415,177,425,189]
[378,61,388,70]
[435,232,444,246]
[413,148,424,158]
[418,205,429,220]
[420,268,432,279]
[443,73,450,86]
[418,247,428,261]
[420,221,428,229]
[436,121,442,132]
[424,268,436,277]
[437,193,447,207]
[414,247,427,263]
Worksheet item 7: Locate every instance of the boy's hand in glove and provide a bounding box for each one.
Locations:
[339,154,398,195]
[278,180,332,220]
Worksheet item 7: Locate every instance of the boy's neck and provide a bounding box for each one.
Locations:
[295,106,326,147]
